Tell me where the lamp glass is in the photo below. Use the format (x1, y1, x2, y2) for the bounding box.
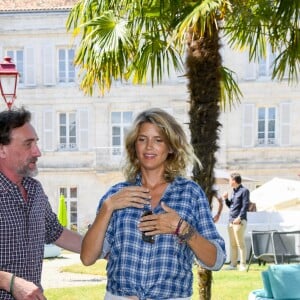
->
(0, 74, 16, 95)
(0, 74, 18, 108)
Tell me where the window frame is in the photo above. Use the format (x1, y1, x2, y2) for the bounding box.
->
(58, 111, 77, 151)
(258, 45, 276, 79)
(256, 106, 277, 146)
(111, 111, 133, 157)
(6, 49, 24, 84)
(58, 48, 75, 84)
(59, 186, 78, 232)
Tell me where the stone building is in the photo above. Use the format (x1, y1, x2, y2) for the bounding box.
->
(1, 0, 299, 232)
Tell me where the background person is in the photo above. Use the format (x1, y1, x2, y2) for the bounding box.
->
(81, 108, 226, 300)
(223, 172, 249, 271)
(0, 107, 82, 300)
(211, 185, 223, 223)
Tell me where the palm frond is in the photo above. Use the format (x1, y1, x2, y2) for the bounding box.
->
(220, 66, 242, 111)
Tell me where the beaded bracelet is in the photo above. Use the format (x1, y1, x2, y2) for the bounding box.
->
(10, 274, 15, 295)
(174, 218, 184, 235)
(178, 224, 196, 243)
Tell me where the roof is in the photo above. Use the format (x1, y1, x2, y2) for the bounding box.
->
(0, 0, 78, 11)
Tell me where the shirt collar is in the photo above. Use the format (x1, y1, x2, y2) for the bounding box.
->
(233, 184, 242, 192)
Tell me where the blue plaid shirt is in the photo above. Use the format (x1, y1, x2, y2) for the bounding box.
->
(0, 172, 64, 299)
(98, 175, 226, 300)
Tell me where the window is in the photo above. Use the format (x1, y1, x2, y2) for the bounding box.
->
(258, 45, 276, 78)
(59, 187, 78, 232)
(58, 48, 75, 83)
(59, 112, 77, 150)
(257, 107, 276, 145)
(6, 50, 24, 84)
(111, 111, 133, 156)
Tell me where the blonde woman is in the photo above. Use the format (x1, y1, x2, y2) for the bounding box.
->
(81, 108, 226, 300)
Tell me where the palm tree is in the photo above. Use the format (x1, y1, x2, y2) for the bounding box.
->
(67, 1, 299, 299)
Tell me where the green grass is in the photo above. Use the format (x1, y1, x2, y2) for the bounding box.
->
(44, 261, 268, 300)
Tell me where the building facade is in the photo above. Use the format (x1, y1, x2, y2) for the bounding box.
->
(1, 1, 299, 232)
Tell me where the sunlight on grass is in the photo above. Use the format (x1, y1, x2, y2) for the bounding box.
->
(45, 261, 269, 300)
(61, 259, 107, 276)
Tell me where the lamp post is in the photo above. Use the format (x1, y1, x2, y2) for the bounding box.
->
(0, 56, 19, 110)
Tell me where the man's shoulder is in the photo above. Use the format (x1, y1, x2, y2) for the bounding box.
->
(240, 185, 250, 192)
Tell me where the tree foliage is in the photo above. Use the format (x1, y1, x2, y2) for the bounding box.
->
(67, 0, 299, 98)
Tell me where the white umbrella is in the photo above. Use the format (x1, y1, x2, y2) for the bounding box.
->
(251, 177, 300, 211)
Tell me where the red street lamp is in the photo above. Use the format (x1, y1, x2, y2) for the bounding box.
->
(0, 56, 19, 110)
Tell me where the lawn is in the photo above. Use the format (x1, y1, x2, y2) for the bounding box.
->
(44, 260, 268, 300)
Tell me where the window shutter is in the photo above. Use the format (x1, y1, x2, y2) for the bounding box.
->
(43, 109, 55, 151)
(24, 47, 36, 86)
(30, 110, 37, 133)
(242, 104, 255, 147)
(43, 45, 55, 85)
(78, 109, 89, 150)
(244, 62, 257, 80)
(280, 102, 290, 146)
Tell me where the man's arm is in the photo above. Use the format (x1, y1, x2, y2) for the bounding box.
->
(54, 228, 82, 253)
(213, 195, 224, 223)
(223, 191, 232, 208)
(0, 271, 12, 294)
(0, 271, 46, 299)
(239, 188, 250, 220)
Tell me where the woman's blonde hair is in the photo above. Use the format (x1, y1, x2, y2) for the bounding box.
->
(123, 108, 200, 182)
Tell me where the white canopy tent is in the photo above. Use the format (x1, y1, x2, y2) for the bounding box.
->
(250, 177, 300, 211)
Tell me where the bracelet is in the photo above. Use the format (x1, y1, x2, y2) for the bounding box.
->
(174, 218, 184, 235)
(178, 224, 196, 243)
(10, 274, 15, 295)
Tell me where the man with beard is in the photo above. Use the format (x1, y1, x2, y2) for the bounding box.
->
(0, 107, 82, 300)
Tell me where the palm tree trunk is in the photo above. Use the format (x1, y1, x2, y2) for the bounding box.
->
(197, 266, 213, 300)
(186, 27, 222, 300)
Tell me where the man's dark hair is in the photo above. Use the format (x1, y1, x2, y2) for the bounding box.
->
(230, 172, 242, 184)
(0, 107, 31, 145)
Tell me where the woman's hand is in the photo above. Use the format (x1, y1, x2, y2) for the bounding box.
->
(138, 202, 181, 236)
(81, 186, 151, 266)
(105, 186, 151, 212)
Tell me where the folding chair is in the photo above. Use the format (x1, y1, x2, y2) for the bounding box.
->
(247, 230, 278, 272)
(272, 230, 300, 264)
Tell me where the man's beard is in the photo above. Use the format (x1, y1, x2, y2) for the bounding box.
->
(17, 161, 39, 177)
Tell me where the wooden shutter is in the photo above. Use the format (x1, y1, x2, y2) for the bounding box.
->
(43, 109, 55, 151)
(242, 104, 255, 147)
(245, 62, 257, 80)
(24, 47, 36, 86)
(43, 45, 55, 86)
(280, 102, 291, 146)
(78, 108, 89, 150)
(30, 110, 37, 133)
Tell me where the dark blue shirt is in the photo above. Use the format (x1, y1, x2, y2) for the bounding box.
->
(225, 184, 249, 222)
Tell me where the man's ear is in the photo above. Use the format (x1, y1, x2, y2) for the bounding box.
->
(0, 144, 7, 158)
